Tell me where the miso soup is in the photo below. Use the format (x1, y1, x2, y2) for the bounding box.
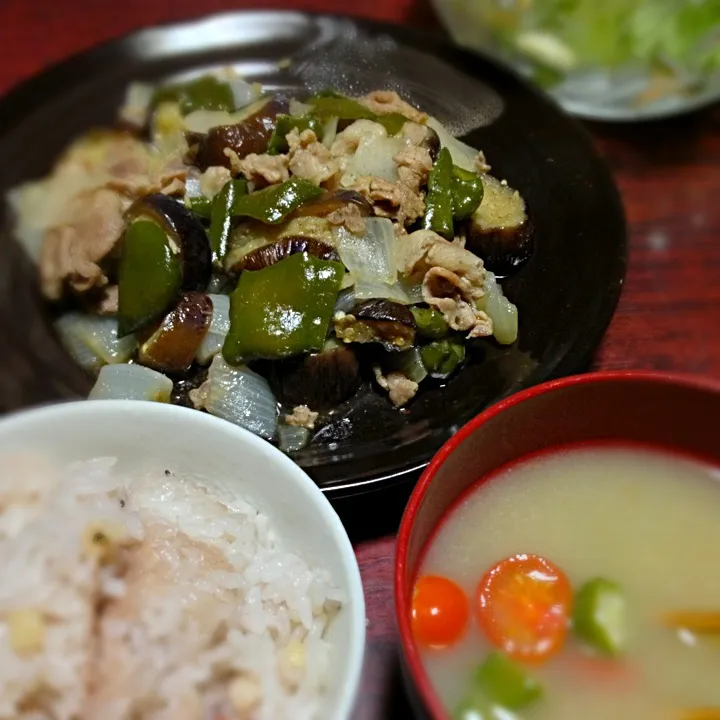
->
(413, 443, 720, 719)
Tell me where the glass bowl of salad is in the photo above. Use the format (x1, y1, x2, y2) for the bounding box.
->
(432, 0, 720, 121)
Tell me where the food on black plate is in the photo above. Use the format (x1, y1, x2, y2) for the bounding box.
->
(9, 72, 531, 453)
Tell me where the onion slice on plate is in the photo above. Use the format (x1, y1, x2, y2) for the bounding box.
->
(334, 217, 397, 285)
(197, 356, 278, 439)
(196, 294, 231, 365)
(55, 313, 137, 372)
(277, 423, 311, 452)
(88, 364, 173, 402)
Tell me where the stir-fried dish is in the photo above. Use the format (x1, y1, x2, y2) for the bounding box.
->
(10, 72, 531, 451)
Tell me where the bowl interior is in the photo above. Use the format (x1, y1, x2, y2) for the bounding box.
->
(395, 372, 720, 718)
(0, 399, 366, 720)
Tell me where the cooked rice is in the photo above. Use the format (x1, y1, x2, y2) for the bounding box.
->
(0, 455, 343, 720)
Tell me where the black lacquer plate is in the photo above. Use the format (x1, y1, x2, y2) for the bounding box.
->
(0, 11, 626, 498)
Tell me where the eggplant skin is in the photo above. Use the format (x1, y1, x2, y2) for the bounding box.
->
(232, 237, 340, 272)
(336, 300, 418, 352)
(273, 346, 361, 410)
(422, 126, 441, 162)
(292, 190, 373, 219)
(138, 291, 213, 374)
(465, 219, 534, 276)
(194, 96, 289, 171)
(126, 194, 212, 291)
(355, 299, 416, 327)
(466, 173, 534, 275)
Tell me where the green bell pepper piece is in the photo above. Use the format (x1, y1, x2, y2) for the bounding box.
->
(307, 96, 408, 135)
(410, 306, 450, 340)
(451, 165, 485, 221)
(222, 252, 344, 363)
(573, 578, 627, 656)
(153, 75, 235, 115)
(474, 652, 543, 710)
(187, 195, 212, 218)
(209, 179, 248, 266)
(267, 114, 324, 155)
(231, 178, 324, 224)
(424, 147, 454, 238)
(117, 219, 182, 337)
(420, 338, 465, 379)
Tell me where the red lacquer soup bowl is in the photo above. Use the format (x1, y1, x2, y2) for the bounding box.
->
(394, 371, 720, 719)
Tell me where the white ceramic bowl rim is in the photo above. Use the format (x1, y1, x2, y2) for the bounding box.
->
(0, 399, 366, 720)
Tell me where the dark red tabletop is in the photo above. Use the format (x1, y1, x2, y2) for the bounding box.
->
(1, 2, 719, 717)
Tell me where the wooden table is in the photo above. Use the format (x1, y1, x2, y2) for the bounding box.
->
(1, 1, 719, 717)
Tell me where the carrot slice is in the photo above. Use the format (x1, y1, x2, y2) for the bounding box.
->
(476, 554, 572, 664)
(412, 574, 469, 649)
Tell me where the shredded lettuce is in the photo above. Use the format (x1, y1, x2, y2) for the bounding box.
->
(446, 0, 720, 83)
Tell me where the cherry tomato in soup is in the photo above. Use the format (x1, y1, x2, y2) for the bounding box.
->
(476, 554, 572, 663)
(412, 575, 469, 649)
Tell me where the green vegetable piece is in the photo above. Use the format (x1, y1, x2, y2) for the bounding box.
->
(187, 195, 212, 218)
(117, 219, 182, 337)
(267, 114, 325, 155)
(222, 252, 344, 363)
(453, 695, 494, 720)
(410, 306, 450, 340)
(307, 95, 407, 135)
(451, 166, 485, 221)
(573, 577, 627, 656)
(153, 75, 234, 115)
(419, 338, 465, 379)
(231, 177, 324, 224)
(474, 651, 543, 710)
(424, 147, 454, 238)
(209, 179, 248, 265)
(375, 112, 411, 135)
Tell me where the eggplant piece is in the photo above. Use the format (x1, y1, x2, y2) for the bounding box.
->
(137, 292, 213, 373)
(233, 236, 340, 272)
(125, 194, 212, 292)
(224, 216, 335, 274)
(334, 299, 417, 352)
(194, 96, 289, 171)
(292, 189, 373, 219)
(466, 174, 533, 276)
(273, 344, 361, 410)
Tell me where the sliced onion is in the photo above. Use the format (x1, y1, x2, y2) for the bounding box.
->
(277, 424, 311, 453)
(388, 348, 428, 384)
(200, 356, 278, 439)
(341, 135, 409, 185)
(321, 116, 339, 149)
(427, 116, 479, 173)
(334, 287, 357, 314)
(88, 364, 173, 402)
(482, 272, 519, 345)
(353, 281, 412, 304)
(184, 169, 203, 199)
(55, 313, 137, 372)
(228, 78, 262, 110)
(119, 82, 154, 129)
(196, 294, 231, 365)
(399, 280, 424, 304)
(335, 279, 419, 312)
(289, 99, 312, 117)
(334, 217, 397, 284)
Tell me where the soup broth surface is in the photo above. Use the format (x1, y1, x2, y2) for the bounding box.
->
(419, 444, 720, 719)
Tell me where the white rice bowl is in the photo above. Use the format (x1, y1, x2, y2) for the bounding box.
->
(0, 402, 365, 720)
